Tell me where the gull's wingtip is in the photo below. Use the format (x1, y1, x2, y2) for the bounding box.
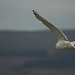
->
(32, 10, 35, 13)
(32, 10, 37, 15)
(32, 10, 34, 12)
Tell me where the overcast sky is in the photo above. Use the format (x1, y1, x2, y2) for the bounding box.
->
(0, 0, 75, 31)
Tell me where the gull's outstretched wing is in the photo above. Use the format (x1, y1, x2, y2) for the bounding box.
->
(33, 10, 68, 41)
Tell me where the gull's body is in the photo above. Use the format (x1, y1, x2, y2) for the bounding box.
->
(33, 10, 75, 50)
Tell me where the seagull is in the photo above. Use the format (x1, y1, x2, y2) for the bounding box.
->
(33, 10, 75, 50)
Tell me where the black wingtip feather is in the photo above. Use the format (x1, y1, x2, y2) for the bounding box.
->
(32, 10, 37, 15)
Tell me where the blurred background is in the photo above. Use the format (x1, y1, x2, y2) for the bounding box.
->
(0, 0, 75, 75)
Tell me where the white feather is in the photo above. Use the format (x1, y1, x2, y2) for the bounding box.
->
(33, 10, 75, 50)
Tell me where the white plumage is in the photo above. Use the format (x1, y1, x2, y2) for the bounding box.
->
(33, 10, 75, 50)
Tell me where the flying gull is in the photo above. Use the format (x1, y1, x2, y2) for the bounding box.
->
(33, 10, 75, 50)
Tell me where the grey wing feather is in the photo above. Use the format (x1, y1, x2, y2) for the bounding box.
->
(33, 10, 68, 41)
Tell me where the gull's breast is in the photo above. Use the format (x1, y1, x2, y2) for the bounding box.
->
(56, 41, 70, 50)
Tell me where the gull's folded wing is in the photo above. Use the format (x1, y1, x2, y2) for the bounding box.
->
(33, 10, 68, 41)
